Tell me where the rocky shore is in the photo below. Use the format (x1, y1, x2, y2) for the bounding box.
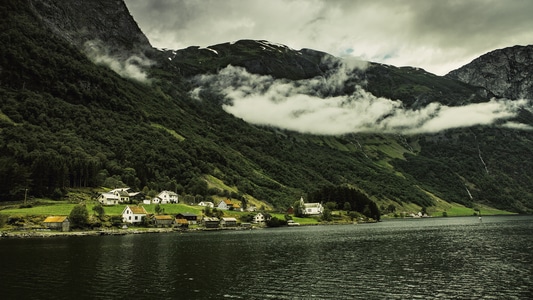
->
(0, 227, 182, 239)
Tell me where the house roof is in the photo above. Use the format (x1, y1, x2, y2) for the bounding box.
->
(116, 190, 129, 197)
(110, 188, 130, 193)
(126, 206, 148, 214)
(154, 215, 174, 220)
(159, 190, 178, 196)
(223, 199, 233, 205)
(43, 216, 68, 223)
(176, 218, 189, 224)
(222, 217, 237, 221)
(177, 212, 197, 217)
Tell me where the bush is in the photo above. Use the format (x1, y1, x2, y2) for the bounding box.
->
(0, 214, 8, 227)
(266, 217, 287, 227)
(69, 204, 89, 229)
(109, 215, 124, 227)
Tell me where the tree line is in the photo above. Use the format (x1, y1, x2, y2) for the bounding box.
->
(307, 185, 381, 221)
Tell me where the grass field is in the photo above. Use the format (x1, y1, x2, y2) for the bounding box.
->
(0, 201, 203, 217)
(0, 196, 514, 224)
(442, 204, 514, 217)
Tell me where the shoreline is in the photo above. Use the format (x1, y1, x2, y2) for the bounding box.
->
(0, 225, 267, 239)
(1, 228, 173, 239)
(0, 221, 359, 239)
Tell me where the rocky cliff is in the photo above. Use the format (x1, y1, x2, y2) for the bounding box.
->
(447, 45, 533, 100)
(29, 0, 153, 59)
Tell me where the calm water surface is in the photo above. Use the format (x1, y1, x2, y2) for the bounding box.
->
(1, 215, 532, 299)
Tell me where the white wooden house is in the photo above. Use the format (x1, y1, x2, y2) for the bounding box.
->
(110, 188, 130, 203)
(217, 199, 233, 210)
(253, 212, 266, 223)
(122, 205, 148, 224)
(98, 188, 131, 205)
(98, 192, 120, 205)
(300, 197, 323, 215)
(198, 201, 214, 208)
(152, 190, 179, 204)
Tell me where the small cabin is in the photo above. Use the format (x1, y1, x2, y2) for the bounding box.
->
(203, 217, 220, 228)
(176, 212, 198, 224)
(152, 215, 175, 227)
(221, 217, 238, 227)
(43, 216, 70, 232)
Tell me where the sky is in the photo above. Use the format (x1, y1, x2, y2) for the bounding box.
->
(124, 0, 533, 76)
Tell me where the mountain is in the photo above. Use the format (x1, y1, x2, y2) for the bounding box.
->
(1, 0, 533, 214)
(447, 45, 533, 100)
(29, 0, 153, 57)
(166, 40, 491, 108)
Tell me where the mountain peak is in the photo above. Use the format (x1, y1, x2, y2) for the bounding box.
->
(447, 45, 533, 100)
(30, 0, 153, 58)
(164, 38, 341, 80)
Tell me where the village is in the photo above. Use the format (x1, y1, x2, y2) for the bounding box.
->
(40, 188, 325, 233)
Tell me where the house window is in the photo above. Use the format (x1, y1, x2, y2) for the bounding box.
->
(135, 216, 138, 220)
(128, 216, 131, 220)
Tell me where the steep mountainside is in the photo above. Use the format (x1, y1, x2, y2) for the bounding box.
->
(29, 0, 153, 57)
(1, 0, 533, 214)
(447, 45, 533, 100)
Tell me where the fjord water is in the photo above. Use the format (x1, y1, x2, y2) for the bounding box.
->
(1, 216, 532, 299)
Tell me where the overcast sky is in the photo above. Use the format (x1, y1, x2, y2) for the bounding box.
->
(124, 0, 533, 75)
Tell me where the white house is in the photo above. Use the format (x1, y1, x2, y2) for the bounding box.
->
(98, 188, 131, 205)
(300, 197, 324, 215)
(122, 205, 148, 224)
(98, 192, 120, 205)
(152, 190, 179, 204)
(111, 188, 130, 202)
(198, 201, 214, 208)
(217, 199, 233, 210)
(252, 213, 270, 223)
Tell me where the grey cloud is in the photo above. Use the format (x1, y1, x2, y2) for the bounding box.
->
(191, 65, 530, 135)
(84, 40, 154, 82)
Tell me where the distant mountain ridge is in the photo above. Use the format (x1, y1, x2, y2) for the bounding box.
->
(1, 0, 533, 214)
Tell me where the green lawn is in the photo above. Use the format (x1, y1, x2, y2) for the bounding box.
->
(436, 202, 515, 217)
(270, 213, 320, 225)
(0, 202, 204, 216)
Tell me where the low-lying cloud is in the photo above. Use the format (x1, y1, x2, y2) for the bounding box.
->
(84, 40, 154, 83)
(191, 65, 532, 135)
